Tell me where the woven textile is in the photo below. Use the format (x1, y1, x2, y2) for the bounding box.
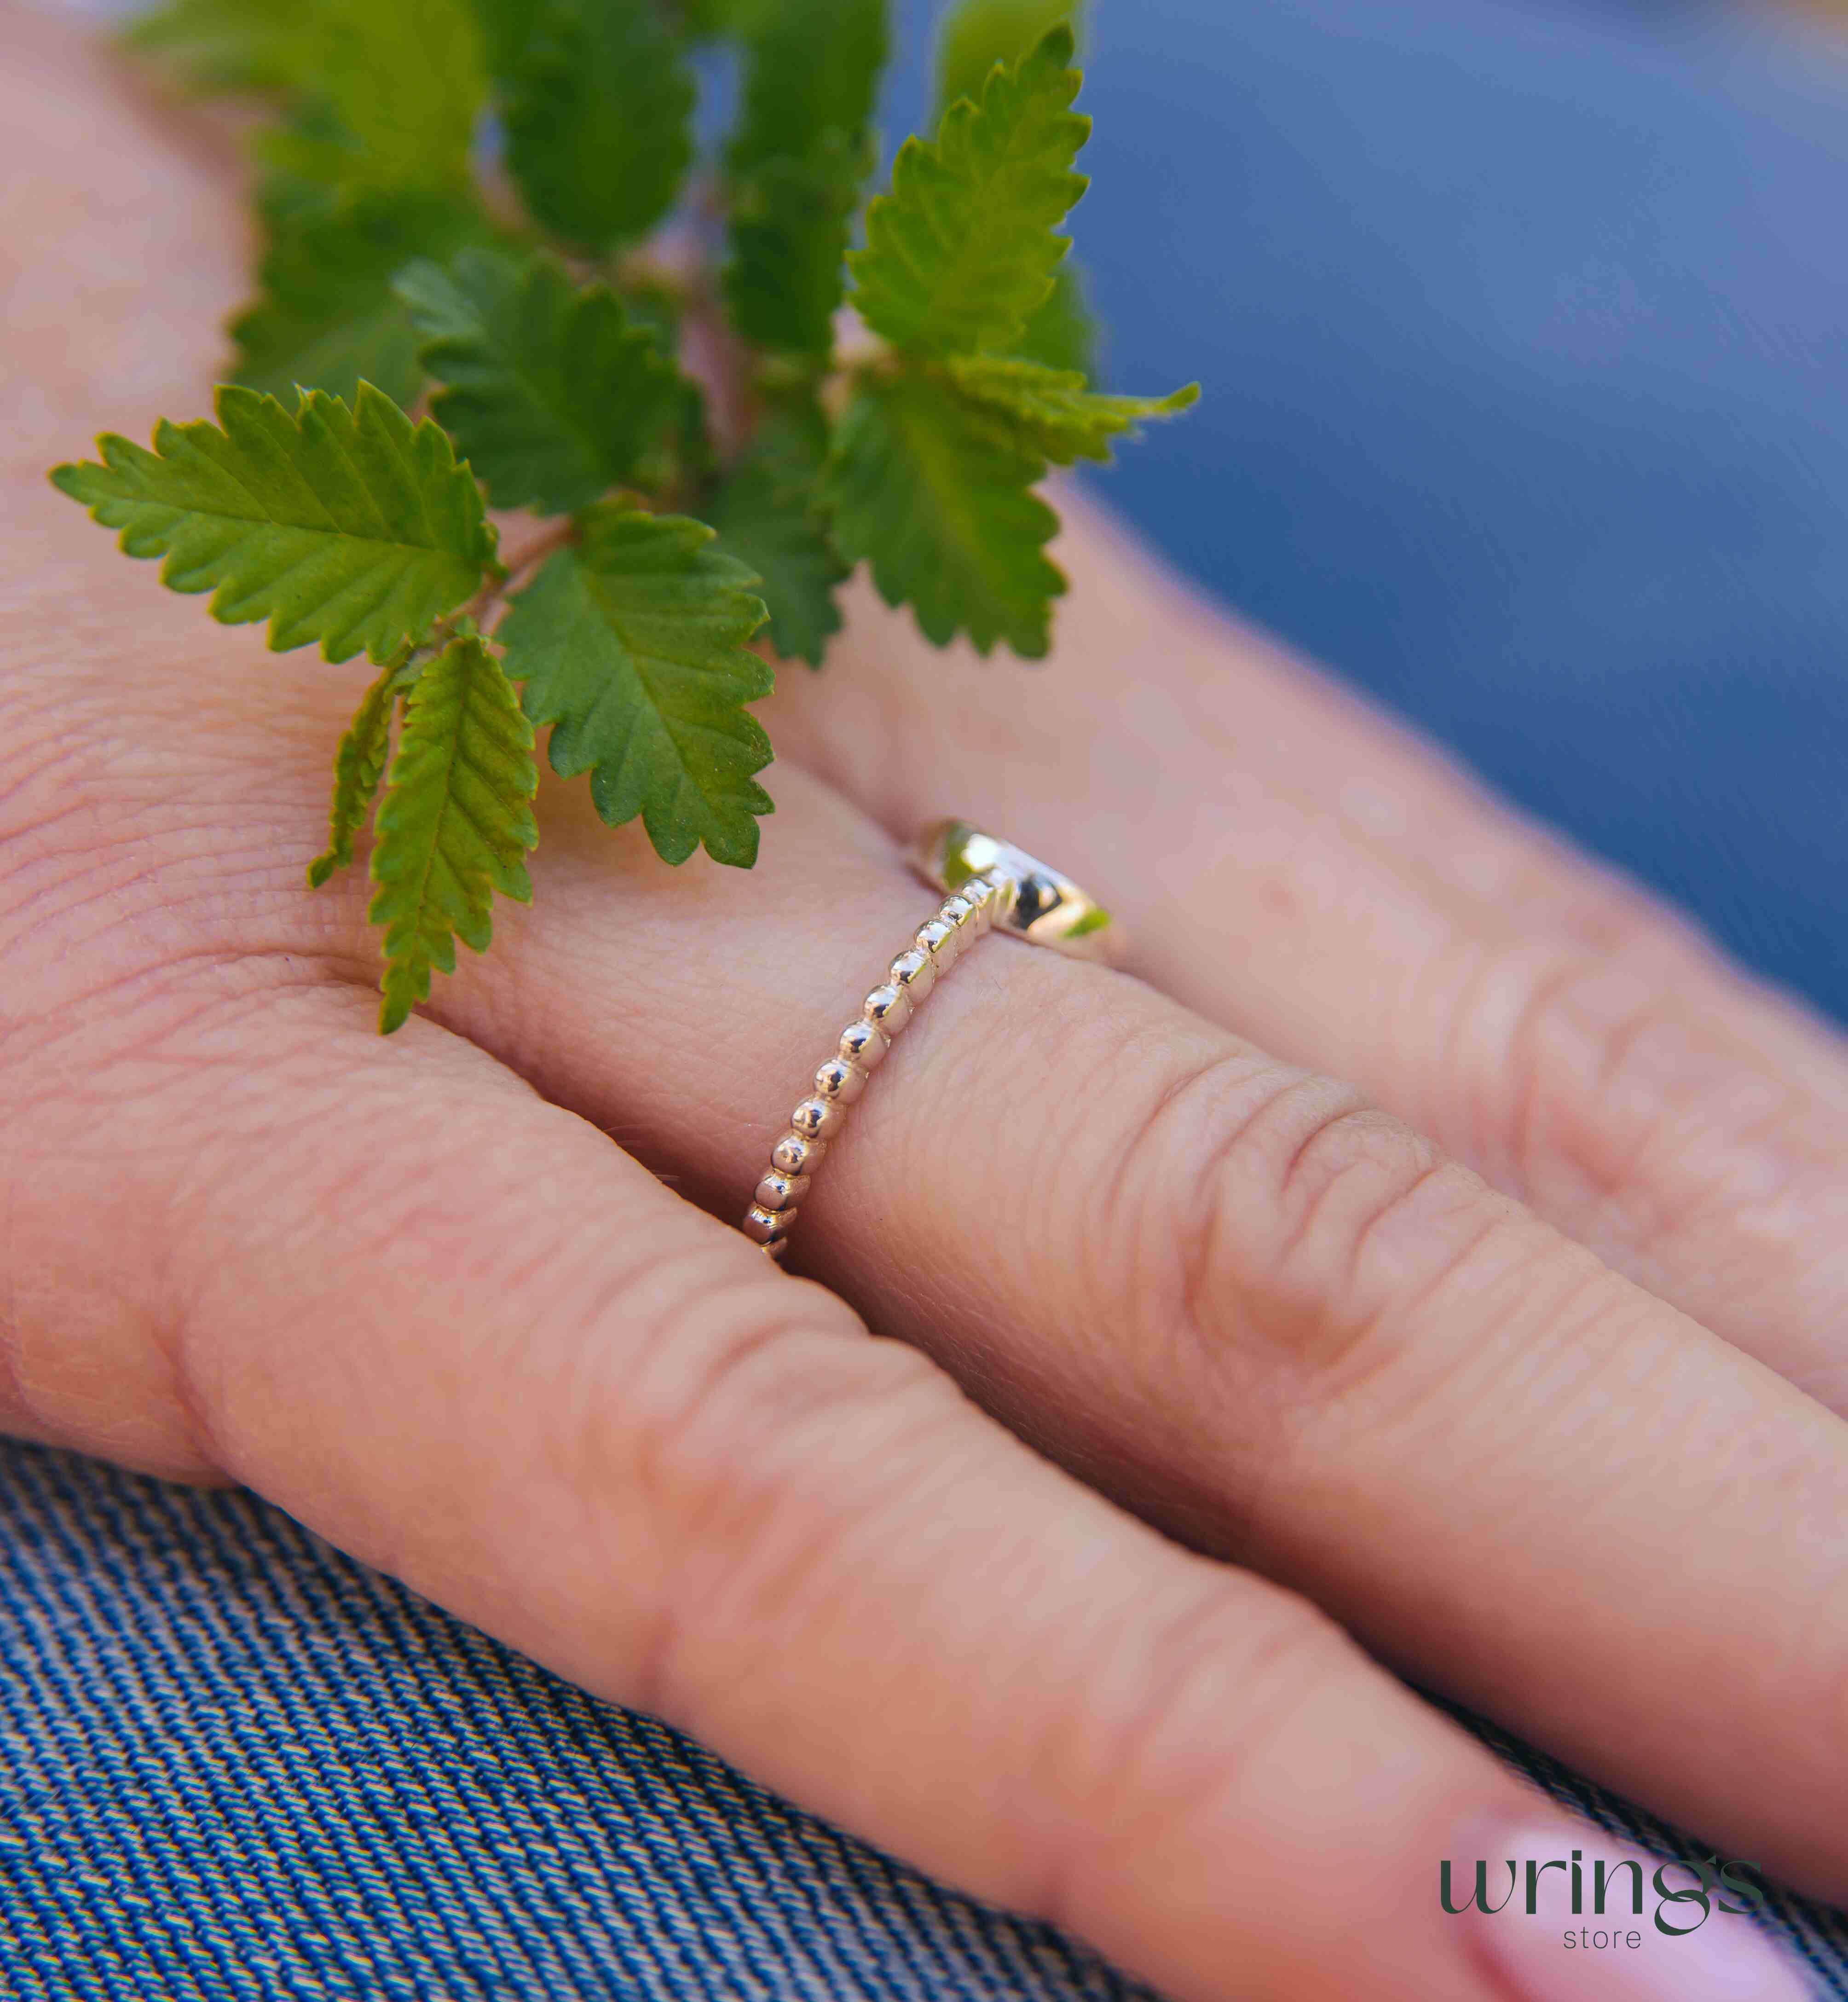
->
(2, 1440, 1845, 2000)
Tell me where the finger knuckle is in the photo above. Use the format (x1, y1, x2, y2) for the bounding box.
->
(1117, 1052, 1493, 1397)
(1491, 941, 1809, 1258)
(567, 1245, 964, 1713)
(1034, 1580, 1355, 1930)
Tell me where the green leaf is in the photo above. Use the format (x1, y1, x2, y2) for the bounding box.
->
(231, 191, 488, 408)
(728, 0, 887, 179)
(121, 0, 319, 93)
(395, 249, 681, 516)
(369, 633, 537, 1034)
(935, 0, 1079, 114)
(708, 399, 847, 666)
(1012, 261, 1097, 379)
(470, 0, 540, 75)
(720, 0, 886, 352)
(497, 507, 774, 866)
(312, 0, 489, 195)
(848, 24, 1088, 358)
(827, 373, 1063, 658)
(51, 384, 496, 666)
(933, 8, 1101, 379)
(724, 139, 869, 355)
(678, 0, 767, 36)
(503, 0, 695, 250)
(308, 650, 418, 886)
(942, 354, 1198, 465)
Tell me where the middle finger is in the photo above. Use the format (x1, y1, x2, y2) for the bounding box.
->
(306, 752, 1848, 1906)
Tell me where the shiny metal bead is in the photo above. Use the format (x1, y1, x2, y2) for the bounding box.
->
(790, 1095, 847, 1140)
(940, 894, 975, 934)
(890, 947, 936, 1001)
(813, 1057, 867, 1104)
(756, 1170, 810, 1212)
(772, 1130, 826, 1176)
(957, 877, 995, 932)
(916, 917, 958, 968)
(762, 1237, 789, 1264)
(839, 1018, 888, 1071)
(743, 1205, 794, 1246)
(863, 984, 912, 1035)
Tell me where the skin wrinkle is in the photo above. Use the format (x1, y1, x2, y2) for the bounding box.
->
(1325, 1152, 1469, 1322)
(630, 1336, 974, 1726)
(1100, 1047, 1307, 1378)
(0, 950, 349, 1084)
(1496, 944, 1848, 1340)
(1025, 1585, 1347, 1936)
(1299, 1252, 1630, 1507)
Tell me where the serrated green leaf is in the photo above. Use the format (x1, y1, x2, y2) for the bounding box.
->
(497, 507, 774, 866)
(231, 191, 489, 407)
(1013, 261, 1097, 379)
(51, 384, 496, 666)
(395, 249, 681, 516)
(709, 399, 847, 666)
(308, 650, 419, 886)
(849, 25, 1088, 358)
(935, 0, 1079, 114)
(121, 0, 319, 93)
(933, 7, 1101, 379)
(504, 0, 695, 250)
(369, 633, 537, 1033)
(942, 354, 1198, 464)
(827, 374, 1063, 658)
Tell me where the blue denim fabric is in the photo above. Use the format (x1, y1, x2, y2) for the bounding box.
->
(10, 0, 1848, 1996)
(3, 1441, 1848, 1999)
(0, 1446, 1159, 2002)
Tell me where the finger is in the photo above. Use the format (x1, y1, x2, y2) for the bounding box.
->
(762, 498, 1848, 1410)
(0, 976, 1677, 2002)
(282, 766, 1848, 1906)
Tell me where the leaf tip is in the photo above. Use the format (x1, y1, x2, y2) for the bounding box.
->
(1031, 20, 1079, 72)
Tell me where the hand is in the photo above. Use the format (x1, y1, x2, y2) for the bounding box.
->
(2, 17, 1835, 2002)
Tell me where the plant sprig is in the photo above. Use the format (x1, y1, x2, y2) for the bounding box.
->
(58, 0, 1197, 1031)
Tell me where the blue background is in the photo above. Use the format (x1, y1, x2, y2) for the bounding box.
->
(894, 0, 1848, 1019)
